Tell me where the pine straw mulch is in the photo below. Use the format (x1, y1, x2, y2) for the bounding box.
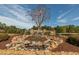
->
(52, 42, 79, 52)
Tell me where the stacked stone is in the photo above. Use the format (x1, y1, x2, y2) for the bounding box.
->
(6, 35, 63, 51)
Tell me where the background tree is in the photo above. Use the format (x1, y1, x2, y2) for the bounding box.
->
(30, 5, 50, 33)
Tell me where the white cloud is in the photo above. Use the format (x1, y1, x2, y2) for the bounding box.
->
(0, 4, 34, 29)
(57, 9, 73, 24)
(2, 5, 32, 23)
(73, 17, 79, 21)
(0, 16, 34, 29)
(57, 9, 72, 20)
(57, 19, 67, 23)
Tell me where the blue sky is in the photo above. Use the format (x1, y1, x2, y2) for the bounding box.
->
(0, 4, 79, 29)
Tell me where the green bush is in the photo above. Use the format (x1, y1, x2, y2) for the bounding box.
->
(0, 33, 9, 42)
(44, 32, 50, 35)
(25, 31, 30, 35)
(66, 37, 79, 46)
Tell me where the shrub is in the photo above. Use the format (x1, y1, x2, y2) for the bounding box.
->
(66, 37, 79, 46)
(25, 31, 30, 35)
(0, 33, 9, 42)
(44, 32, 50, 35)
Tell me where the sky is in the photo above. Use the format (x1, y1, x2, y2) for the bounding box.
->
(0, 4, 79, 29)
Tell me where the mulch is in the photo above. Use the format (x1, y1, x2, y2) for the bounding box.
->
(52, 42, 79, 52)
(0, 36, 14, 49)
(25, 36, 47, 42)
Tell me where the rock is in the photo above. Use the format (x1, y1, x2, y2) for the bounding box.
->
(36, 41, 42, 46)
(24, 40, 30, 44)
(6, 35, 64, 51)
(32, 41, 36, 45)
(5, 43, 11, 48)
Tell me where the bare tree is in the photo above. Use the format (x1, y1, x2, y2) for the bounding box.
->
(30, 5, 50, 34)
